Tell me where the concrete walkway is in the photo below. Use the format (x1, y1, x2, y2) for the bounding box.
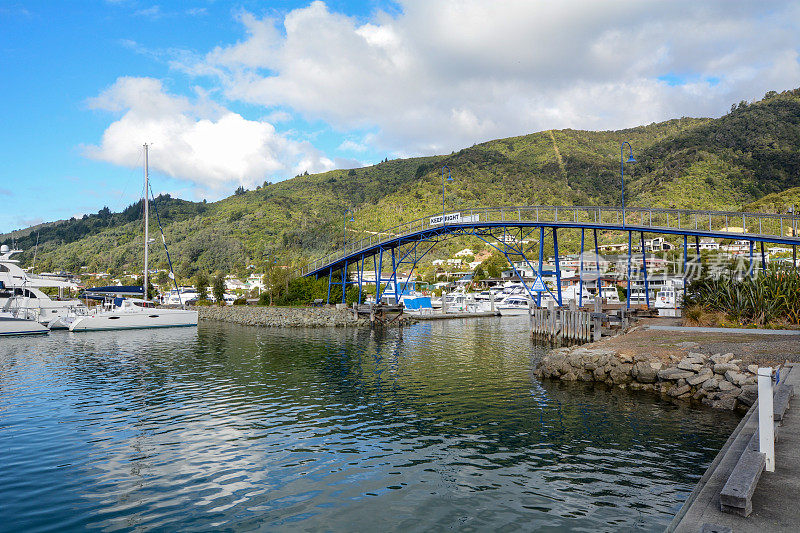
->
(646, 325, 800, 336)
(669, 363, 799, 532)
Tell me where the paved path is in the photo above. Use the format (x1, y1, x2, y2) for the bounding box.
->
(669, 363, 799, 532)
(646, 325, 800, 336)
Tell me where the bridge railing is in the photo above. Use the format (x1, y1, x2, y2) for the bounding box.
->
(299, 206, 799, 276)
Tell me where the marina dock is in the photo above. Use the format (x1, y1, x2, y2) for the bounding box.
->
(670, 363, 799, 532)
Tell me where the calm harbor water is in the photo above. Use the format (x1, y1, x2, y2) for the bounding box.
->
(0, 317, 738, 532)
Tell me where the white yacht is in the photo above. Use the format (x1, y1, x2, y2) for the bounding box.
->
(67, 298, 196, 331)
(0, 312, 49, 336)
(496, 295, 533, 316)
(67, 144, 197, 332)
(0, 245, 88, 328)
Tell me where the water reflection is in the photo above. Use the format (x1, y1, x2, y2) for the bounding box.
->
(0, 318, 737, 532)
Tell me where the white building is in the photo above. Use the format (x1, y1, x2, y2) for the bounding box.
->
(698, 239, 720, 251)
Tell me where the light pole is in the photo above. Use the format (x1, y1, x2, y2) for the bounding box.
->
(620, 142, 636, 227)
(441, 165, 452, 225)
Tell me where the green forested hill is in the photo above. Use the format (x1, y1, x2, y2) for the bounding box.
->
(3, 88, 799, 279)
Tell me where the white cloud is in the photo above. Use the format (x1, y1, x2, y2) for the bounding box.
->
(84, 77, 335, 195)
(187, 0, 800, 156)
(338, 139, 367, 152)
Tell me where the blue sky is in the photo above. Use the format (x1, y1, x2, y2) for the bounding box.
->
(1, 0, 799, 234)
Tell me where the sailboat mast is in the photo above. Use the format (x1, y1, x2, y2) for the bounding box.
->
(143, 143, 149, 300)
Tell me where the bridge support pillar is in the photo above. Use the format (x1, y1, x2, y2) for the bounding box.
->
(695, 235, 701, 276)
(391, 248, 399, 304)
(537, 226, 544, 307)
(579, 228, 584, 308)
(358, 255, 364, 304)
(640, 232, 650, 309)
(376, 248, 383, 304)
(761, 242, 767, 272)
(553, 228, 562, 306)
(749, 240, 754, 277)
(626, 231, 632, 309)
(326, 267, 332, 305)
(342, 260, 347, 304)
(594, 228, 602, 301)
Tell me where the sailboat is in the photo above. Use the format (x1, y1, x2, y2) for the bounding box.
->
(67, 144, 198, 332)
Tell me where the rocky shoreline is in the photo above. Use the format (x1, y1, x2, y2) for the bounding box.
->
(535, 347, 760, 411)
(194, 305, 373, 327)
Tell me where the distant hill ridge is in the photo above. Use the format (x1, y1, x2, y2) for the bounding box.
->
(3, 88, 799, 279)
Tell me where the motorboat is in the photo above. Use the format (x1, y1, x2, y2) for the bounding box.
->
(67, 144, 197, 332)
(496, 295, 533, 316)
(0, 245, 88, 327)
(0, 312, 49, 336)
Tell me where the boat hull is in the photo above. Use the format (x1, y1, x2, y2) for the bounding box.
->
(496, 307, 530, 316)
(68, 309, 198, 332)
(0, 318, 49, 336)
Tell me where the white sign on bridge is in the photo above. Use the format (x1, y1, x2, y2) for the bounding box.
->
(429, 212, 479, 226)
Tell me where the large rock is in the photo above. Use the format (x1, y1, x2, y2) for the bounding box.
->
(738, 385, 758, 407)
(657, 368, 695, 381)
(567, 352, 586, 369)
(685, 352, 708, 363)
(712, 396, 738, 410)
(677, 359, 703, 372)
(718, 380, 735, 391)
(725, 370, 749, 386)
(632, 361, 659, 383)
(702, 377, 720, 390)
(668, 384, 691, 397)
(687, 368, 714, 386)
(609, 363, 634, 385)
(710, 352, 735, 364)
(714, 363, 740, 374)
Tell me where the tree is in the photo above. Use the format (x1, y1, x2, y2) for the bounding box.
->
(234, 185, 246, 196)
(481, 252, 509, 278)
(195, 272, 209, 301)
(212, 272, 225, 304)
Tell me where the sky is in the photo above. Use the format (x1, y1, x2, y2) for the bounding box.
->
(1, 0, 799, 234)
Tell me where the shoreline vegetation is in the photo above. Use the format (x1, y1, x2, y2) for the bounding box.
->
(683, 269, 800, 330)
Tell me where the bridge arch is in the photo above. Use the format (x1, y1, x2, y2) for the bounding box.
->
(300, 205, 800, 307)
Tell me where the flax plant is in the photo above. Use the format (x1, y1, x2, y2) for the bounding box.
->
(684, 268, 800, 327)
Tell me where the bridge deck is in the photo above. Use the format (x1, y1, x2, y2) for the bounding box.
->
(301, 205, 800, 278)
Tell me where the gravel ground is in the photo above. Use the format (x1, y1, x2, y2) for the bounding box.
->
(589, 318, 800, 367)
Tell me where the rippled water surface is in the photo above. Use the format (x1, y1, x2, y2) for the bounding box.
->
(0, 318, 738, 532)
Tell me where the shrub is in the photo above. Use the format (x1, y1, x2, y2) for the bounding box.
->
(684, 269, 800, 327)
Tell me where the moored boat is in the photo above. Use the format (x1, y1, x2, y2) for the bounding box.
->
(0, 313, 49, 336)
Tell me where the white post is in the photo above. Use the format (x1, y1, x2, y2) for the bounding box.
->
(758, 367, 775, 472)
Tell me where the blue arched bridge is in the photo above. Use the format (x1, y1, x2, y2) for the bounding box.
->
(299, 205, 800, 307)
